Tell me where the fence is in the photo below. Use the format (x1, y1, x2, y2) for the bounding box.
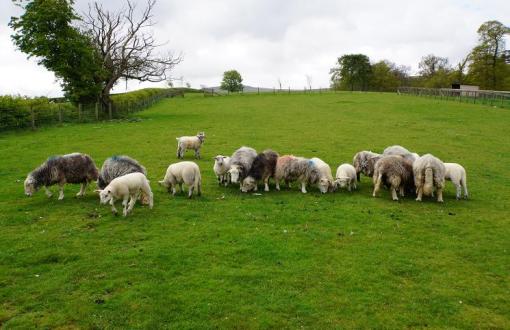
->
(397, 87, 510, 108)
(0, 89, 185, 131)
(202, 87, 334, 96)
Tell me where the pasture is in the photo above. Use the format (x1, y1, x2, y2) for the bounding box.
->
(0, 92, 509, 328)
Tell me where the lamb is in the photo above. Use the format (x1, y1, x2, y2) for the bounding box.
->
(382, 145, 419, 162)
(176, 132, 205, 159)
(334, 164, 357, 192)
(213, 155, 231, 186)
(228, 146, 257, 185)
(353, 151, 380, 181)
(310, 157, 334, 193)
(24, 153, 98, 200)
(159, 161, 202, 198)
(274, 155, 320, 194)
(241, 150, 279, 192)
(372, 155, 414, 201)
(444, 162, 468, 200)
(413, 154, 446, 202)
(96, 172, 153, 217)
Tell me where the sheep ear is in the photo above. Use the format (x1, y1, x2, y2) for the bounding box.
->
(94, 189, 102, 193)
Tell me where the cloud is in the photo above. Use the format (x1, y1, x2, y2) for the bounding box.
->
(1, 0, 508, 96)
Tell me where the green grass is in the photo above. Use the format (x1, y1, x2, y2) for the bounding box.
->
(0, 92, 509, 328)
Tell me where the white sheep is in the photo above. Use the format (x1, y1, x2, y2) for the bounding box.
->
(176, 132, 205, 159)
(334, 164, 357, 192)
(310, 157, 334, 193)
(159, 161, 202, 198)
(444, 163, 468, 200)
(96, 172, 153, 217)
(213, 155, 231, 186)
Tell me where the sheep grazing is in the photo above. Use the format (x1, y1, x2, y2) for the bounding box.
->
(335, 164, 357, 192)
(274, 155, 320, 194)
(310, 157, 334, 193)
(360, 155, 382, 178)
(176, 132, 205, 159)
(382, 145, 419, 162)
(241, 150, 279, 192)
(159, 161, 202, 198)
(413, 154, 446, 202)
(229, 146, 257, 185)
(24, 153, 98, 200)
(372, 155, 414, 201)
(353, 151, 380, 181)
(213, 155, 231, 186)
(444, 162, 468, 200)
(96, 172, 153, 217)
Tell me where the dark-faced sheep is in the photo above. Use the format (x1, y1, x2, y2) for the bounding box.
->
(241, 150, 279, 192)
(229, 146, 257, 185)
(413, 154, 446, 202)
(382, 145, 419, 162)
(372, 155, 414, 201)
(353, 151, 380, 181)
(24, 153, 98, 200)
(176, 132, 205, 159)
(274, 155, 320, 194)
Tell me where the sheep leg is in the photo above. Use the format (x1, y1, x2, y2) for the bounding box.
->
(188, 185, 194, 198)
(76, 182, 87, 197)
(122, 196, 129, 217)
(58, 184, 65, 200)
(356, 172, 361, 182)
(391, 188, 399, 201)
(171, 184, 177, 196)
(179, 183, 183, 194)
(372, 175, 382, 197)
(352, 179, 357, 190)
(347, 182, 352, 192)
(463, 181, 468, 199)
(399, 186, 405, 197)
(110, 198, 118, 214)
(455, 183, 462, 200)
(264, 177, 269, 192)
(126, 194, 137, 215)
(287, 180, 292, 188)
(275, 181, 280, 191)
(300, 181, 307, 194)
(44, 186, 53, 198)
(436, 188, 444, 203)
(416, 186, 423, 201)
(195, 148, 200, 159)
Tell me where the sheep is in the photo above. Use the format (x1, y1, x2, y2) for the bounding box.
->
(228, 146, 257, 185)
(310, 157, 334, 193)
(444, 162, 468, 200)
(213, 155, 231, 186)
(413, 154, 446, 202)
(372, 155, 414, 201)
(241, 150, 279, 192)
(334, 164, 357, 192)
(24, 153, 98, 200)
(360, 155, 382, 178)
(382, 145, 419, 162)
(274, 155, 320, 194)
(176, 132, 205, 159)
(96, 172, 153, 217)
(353, 151, 380, 181)
(159, 161, 202, 198)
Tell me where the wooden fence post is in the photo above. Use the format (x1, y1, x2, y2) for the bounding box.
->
(30, 105, 36, 130)
(108, 102, 112, 120)
(78, 103, 82, 122)
(288, 87, 290, 94)
(257, 87, 260, 95)
(95, 102, 99, 120)
(58, 104, 63, 123)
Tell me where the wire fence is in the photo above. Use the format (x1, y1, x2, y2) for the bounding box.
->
(202, 87, 334, 96)
(0, 89, 185, 131)
(397, 87, 510, 109)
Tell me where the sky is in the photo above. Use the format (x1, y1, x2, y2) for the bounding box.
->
(0, 0, 508, 97)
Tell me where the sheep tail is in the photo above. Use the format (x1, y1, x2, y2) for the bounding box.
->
(423, 167, 434, 196)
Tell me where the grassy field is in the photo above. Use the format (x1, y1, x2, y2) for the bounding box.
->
(0, 92, 509, 328)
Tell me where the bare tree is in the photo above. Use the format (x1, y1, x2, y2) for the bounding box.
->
(305, 75, 312, 90)
(277, 77, 282, 91)
(83, 0, 182, 105)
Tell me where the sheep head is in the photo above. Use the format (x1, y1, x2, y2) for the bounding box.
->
(24, 175, 37, 196)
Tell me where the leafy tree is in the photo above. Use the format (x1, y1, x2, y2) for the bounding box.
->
(418, 54, 450, 77)
(220, 70, 243, 93)
(9, 0, 104, 103)
(467, 20, 509, 90)
(369, 60, 409, 91)
(330, 54, 371, 91)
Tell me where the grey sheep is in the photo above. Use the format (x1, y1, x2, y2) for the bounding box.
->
(382, 145, 419, 162)
(372, 155, 414, 201)
(274, 155, 320, 194)
(229, 146, 258, 185)
(24, 153, 98, 200)
(353, 151, 380, 181)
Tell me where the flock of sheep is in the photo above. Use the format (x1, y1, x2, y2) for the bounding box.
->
(23, 132, 468, 217)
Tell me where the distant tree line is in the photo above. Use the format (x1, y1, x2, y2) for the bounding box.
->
(331, 21, 510, 91)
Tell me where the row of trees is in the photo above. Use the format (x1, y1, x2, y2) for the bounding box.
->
(331, 21, 510, 91)
(10, 0, 180, 107)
